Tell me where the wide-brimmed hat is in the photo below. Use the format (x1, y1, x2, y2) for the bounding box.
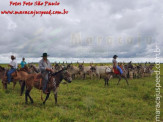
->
(41, 53, 49, 57)
(113, 55, 118, 58)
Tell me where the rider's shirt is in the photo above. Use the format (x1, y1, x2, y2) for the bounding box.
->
(20, 61, 26, 68)
(10, 59, 17, 69)
(112, 58, 117, 68)
(39, 59, 52, 73)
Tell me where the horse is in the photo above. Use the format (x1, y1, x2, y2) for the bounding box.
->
(52, 63, 63, 73)
(0, 65, 31, 90)
(112, 64, 129, 85)
(10, 66, 32, 95)
(0, 66, 8, 89)
(12, 68, 72, 105)
(28, 64, 40, 73)
(0, 66, 18, 89)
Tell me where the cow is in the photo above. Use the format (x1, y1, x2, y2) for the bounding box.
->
(78, 63, 92, 79)
(90, 65, 113, 85)
(67, 64, 80, 79)
(90, 65, 112, 79)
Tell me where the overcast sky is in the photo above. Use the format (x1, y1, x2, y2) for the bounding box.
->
(0, 0, 162, 63)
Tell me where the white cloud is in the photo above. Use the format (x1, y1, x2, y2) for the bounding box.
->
(0, 0, 162, 63)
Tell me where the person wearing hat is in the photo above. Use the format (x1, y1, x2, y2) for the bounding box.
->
(7, 55, 18, 84)
(20, 57, 27, 68)
(112, 55, 123, 75)
(39, 53, 53, 94)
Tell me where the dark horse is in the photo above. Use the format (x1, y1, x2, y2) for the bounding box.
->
(0, 66, 7, 89)
(112, 65, 129, 86)
(12, 68, 72, 105)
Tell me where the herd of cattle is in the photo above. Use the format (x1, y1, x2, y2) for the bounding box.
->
(28, 61, 155, 83)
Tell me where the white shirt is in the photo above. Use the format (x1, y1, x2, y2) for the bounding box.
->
(112, 59, 117, 67)
(10, 59, 17, 69)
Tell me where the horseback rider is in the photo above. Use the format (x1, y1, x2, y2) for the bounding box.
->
(7, 55, 17, 84)
(39, 53, 53, 94)
(112, 55, 123, 75)
(20, 57, 26, 68)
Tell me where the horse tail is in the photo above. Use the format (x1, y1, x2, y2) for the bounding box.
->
(20, 81, 25, 96)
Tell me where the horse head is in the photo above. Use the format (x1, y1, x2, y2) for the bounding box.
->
(19, 65, 31, 73)
(0, 66, 5, 72)
(78, 64, 84, 71)
(90, 66, 96, 73)
(62, 70, 72, 83)
(67, 64, 73, 70)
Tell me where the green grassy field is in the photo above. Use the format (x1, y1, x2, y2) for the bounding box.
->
(0, 64, 162, 122)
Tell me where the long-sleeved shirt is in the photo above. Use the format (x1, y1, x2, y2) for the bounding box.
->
(39, 59, 52, 73)
(10, 59, 17, 69)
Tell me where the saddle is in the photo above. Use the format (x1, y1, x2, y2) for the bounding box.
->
(113, 65, 124, 75)
(33, 73, 42, 82)
(113, 67, 120, 74)
(33, 73, 56, 90)
(31, 73, 43, 90)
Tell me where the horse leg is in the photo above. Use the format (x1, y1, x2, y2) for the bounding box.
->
(90, 73, 92, 80)
(117, 75, 121, 85)
(104, 79, 106, 86)
(72, 74, 75, 79)
(43, 93, 50, 105)
(107, 79, 109, 86)
(20, 81, 25, 96)
(25, 89, 33, 104)
(2, 80, 7, 89)
(123, 76, 129, 85)
(13, 81, 16, 90)
(54, 93, 58, 104)
(5, 83, 7, 89)
(83, 73, 86, 80)
(99, 75, 102, 79)
(25, 89, 28, 104)
(19, 80, 23, 87)
(28, 90, 33, 104)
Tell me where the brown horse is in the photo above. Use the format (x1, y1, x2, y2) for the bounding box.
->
(11, 66, 31, 95)
(12, 66, 31, 89)
(1, 65, 31, 90)
(0, 66, 5, 79)
(0, 66, 8, 89)
(12, 68, 72, 105)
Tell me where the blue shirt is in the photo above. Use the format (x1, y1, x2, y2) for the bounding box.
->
(20, 61, 26, 68)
